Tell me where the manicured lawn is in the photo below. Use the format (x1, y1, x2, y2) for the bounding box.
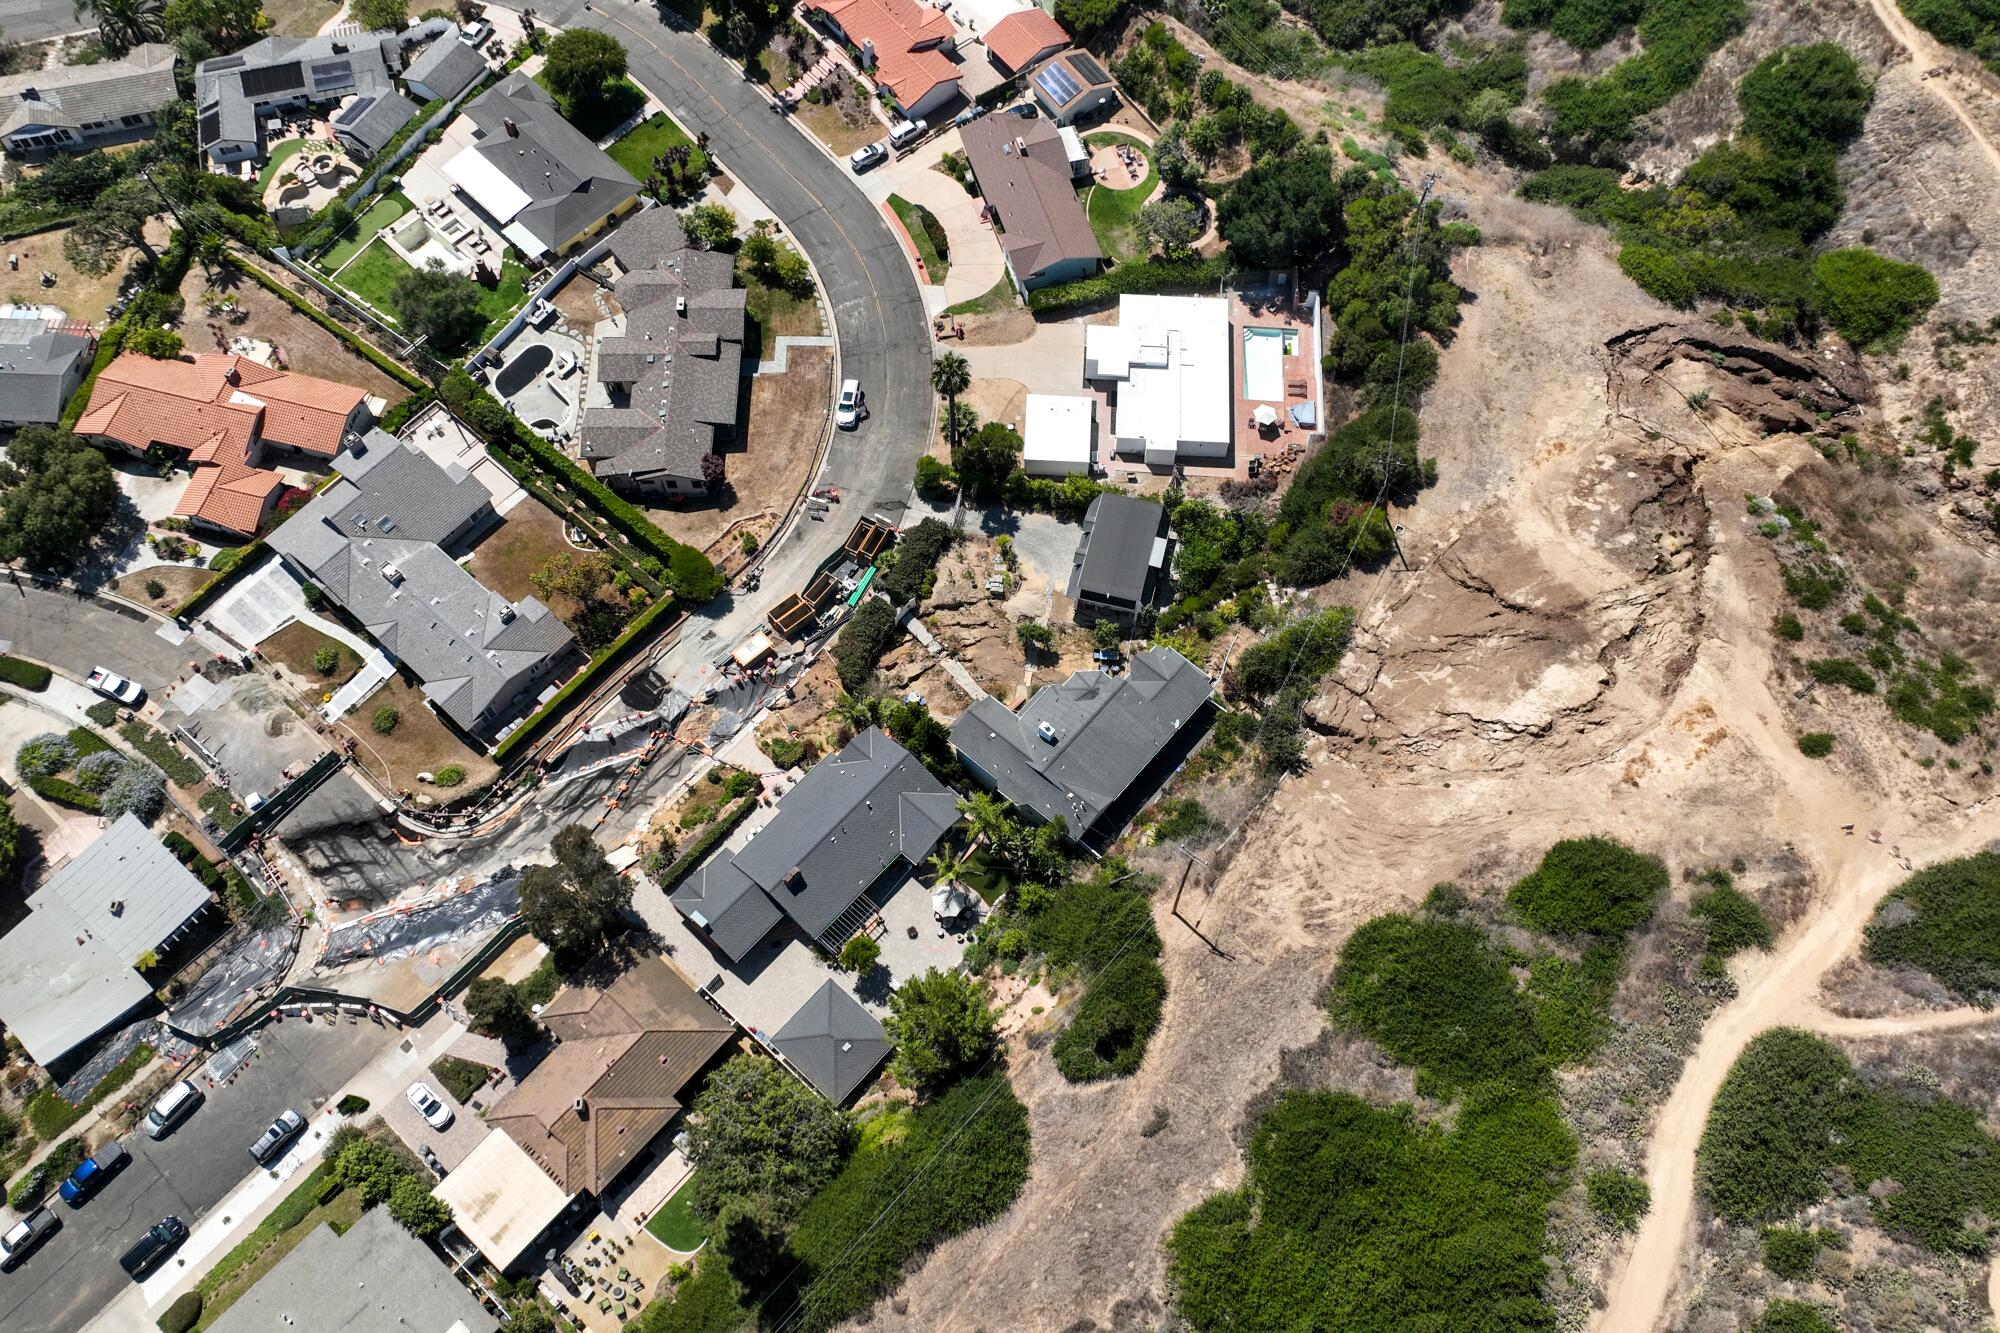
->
(943, 270, 1018, 316)
(607, 110, 709, 179)
(887, 194, 949, 283)
(316, 191, 412, 273)
(473, 259, 531, 341)
(644, 1174, 708, 1252)
(330, 239, 410, 320)
(1084, 132, 1158, 265)
(257, 139, 310, 194)
(738, 256, 822, 358)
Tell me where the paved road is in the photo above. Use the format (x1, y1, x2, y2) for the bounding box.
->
(0, 0, 87, 43)
(0, 584, 192, 697)
(519, 0, 934, 693)
(0, 1021, 390, 1333)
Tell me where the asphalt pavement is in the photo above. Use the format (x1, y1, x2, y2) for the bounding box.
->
(0, 0, 87, 43)
(521, 0, 934, 693)
(0, 583, 194, 698)
(0, 1020, 392, 1333)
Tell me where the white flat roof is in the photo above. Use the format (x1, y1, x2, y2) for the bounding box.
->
(1084, 294, 1231, 458)
(434, 1132, 572, 1269)
(0, 911, 152, 1067)
(1023, 393, 1095, 467)
(442, 142, 532, 225)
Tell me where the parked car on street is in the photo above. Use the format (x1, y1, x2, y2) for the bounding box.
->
(848, 141, 886, 173)
(406, 1082, 453, 1131)
(143, 1080, 202, 1140)
(835, 379, 867, 430)
(118, 1217, 187, 1280)
(248, 1110, 305, 1166)
(86, 666, 143, 704)
(0, 1207, 59, 1270)
(58, 1140, 130, 1206)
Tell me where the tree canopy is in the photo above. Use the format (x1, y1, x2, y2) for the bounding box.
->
(886, 968, 998, 1090)
(951, 422, 1020, 503)
(544, 28, 629, 112)
(683, 1054, 855, 1221)
(517, 825, 633, 966)
(390, 259, 487, 355)
(0, 427, 121, 570)
(1217, 149, 1346, 270)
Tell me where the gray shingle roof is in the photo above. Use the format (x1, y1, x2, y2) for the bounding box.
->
(672, 728, 959, 960)
(458, 74, 639, 255)
(0, 910, 152, 1068)
(960, 113, 1101, 280)
(205, 1207, 496, 1333)
(0, 317, 88, 425)
(267, 430, 573, 732)
(1065, 493, 1167, 606)
(195, 34, 397, 155)
(31, 814, 211, 963)
(332, 89, 418, 155)
(0, 43, 176, 139)
(402, 30, 487, 101)
(774, 980, 890, 1103)
(581, 208, 746, 486)
(950, 647, 1214, 840)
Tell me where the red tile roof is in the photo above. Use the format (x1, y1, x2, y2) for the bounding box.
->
(804, 0, 959, 108)
(985, 8, 1067, 72)
(77, 353, 368, 536)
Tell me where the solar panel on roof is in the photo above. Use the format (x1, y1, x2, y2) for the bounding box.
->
(205, 55, 247, 70)
(310, 59, 354, 91)
(198, 110, 221, 144)
(1068, 52, 1110, 85)
(240, 60, 304, 98)
(335, 96, 374, 123)
(1034, 61, 1082, 106)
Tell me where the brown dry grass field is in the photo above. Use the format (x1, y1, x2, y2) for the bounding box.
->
(1, 219, 168, 325)
(256, 620, 363, 692)
(113, 565, 208, 608)
(178, 266, 407, 401)
(340, 676, 495, 796)
(462, 498, 578, 608)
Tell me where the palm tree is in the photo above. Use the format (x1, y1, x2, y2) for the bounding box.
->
(74, 0, 164, 55)
(930, 351, 970, 443)
(955, 791, 1012, 848)
(193, 232, 229, 281)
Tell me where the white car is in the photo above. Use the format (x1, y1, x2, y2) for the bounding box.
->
(834, 379, 866, 430)
(848, 141, 886, 173)
(406, 1082, 453, 1131)
(86, 666, 143, 705)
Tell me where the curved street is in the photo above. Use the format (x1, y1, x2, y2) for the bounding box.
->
(525, 0, 935, 693)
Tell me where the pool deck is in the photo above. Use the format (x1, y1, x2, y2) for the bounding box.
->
(1180, 283, 1323, 484)
(489, 325, 588, 444)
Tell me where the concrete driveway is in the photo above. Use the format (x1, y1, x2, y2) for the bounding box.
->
(961, 321, 1088, 396)
(518, 0, 934, 707)
(0, 1020, 392, 1333)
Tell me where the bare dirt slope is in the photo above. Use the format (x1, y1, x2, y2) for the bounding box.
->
(857, 6, 2000, 1331)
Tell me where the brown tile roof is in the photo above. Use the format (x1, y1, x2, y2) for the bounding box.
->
(984, 8, 1067, 72)
(959, 115, 1102, 281)
(804, 0, 958, 108)
(173, 451, 285, 536)
(487, 957, 734, 1197)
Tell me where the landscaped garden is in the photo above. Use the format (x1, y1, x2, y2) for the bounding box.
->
(1083, 132, 1158, 265)
(329, 239, 530, 343)
(608, 111, 709, 182)
(644, 1174, 708, 1252)
(316, 192, 412, 273)
(739, 252, 823, 358)
(887, 195, 950, 283)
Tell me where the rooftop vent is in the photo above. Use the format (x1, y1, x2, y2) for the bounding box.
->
(498, 603, 515, 623)
(377, 515, 395, 532)
(381, 563, 403, 585)
(503, 116, 518, 137)
(1037, 720, 1058, 744)
(573, 1097, 587, 1118)
(108, 900, 125, 916)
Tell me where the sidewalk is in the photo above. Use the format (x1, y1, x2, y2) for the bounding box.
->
(83, 1010, 474, 1333)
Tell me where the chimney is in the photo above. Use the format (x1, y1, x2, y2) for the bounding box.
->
(504, 117, 518, 137)
(574, 1097, 588, 1118)
(860, 37, 875, 69)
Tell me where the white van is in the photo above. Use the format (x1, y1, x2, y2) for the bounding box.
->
(143, 1080, 203, 1140)
(887, 118, 927, 148)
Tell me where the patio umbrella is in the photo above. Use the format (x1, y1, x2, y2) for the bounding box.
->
(1253, 404, 1279, 428)
(932, 883, 973, 920)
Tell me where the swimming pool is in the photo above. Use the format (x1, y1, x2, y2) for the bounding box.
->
(1242, 326, 1294, 403)
(495, 343, 553, 398)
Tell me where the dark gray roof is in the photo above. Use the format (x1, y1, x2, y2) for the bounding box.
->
(675, 856, 785, 963)
(0, 43, 176, 139)
(31, 814, 211, 962)
(672, 728, 959, 960)
(196, 34, 398, 154)
(581, 208, 746, 485)
(774, 980, 889, 1104)
(950, 647, 1213, 839)
(403, 30, 487, 100)
(332, 89, 418, 154)
(205, 1207, 496, 1333)
(267, 429, 573, 732)
(0, 317, 88, 424)
(457, 74, 639, 255)
(1065, 494, 1167, 605)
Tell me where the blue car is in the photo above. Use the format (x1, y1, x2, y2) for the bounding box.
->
(58, 1140, 130, 1207)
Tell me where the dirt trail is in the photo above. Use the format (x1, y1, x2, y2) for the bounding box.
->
(1864, 0, 2000, 180)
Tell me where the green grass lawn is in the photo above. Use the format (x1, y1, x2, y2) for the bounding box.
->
(886, 194, 950, 283)
(644, 1175, 708, 1252)
(474, 258, 531, 341)
(330, 239, 409, 320)
(316, 191, 412, 273)
(256, 139, 310, 194)
(942, 270, 1018, 316)
(1084, 131, 1158, 265)
(607, 110, 709, 180)
(738, 257, 822, 358)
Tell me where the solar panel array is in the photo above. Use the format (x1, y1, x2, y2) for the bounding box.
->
(1034, 61, 1082, 106)
(335, 95, 374, 124)
(310, 59, 354, 92)
(240, 60, 304, 98)
(1069, 52, 1111, 86)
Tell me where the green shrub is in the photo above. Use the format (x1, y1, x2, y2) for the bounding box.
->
(1691, 874, 1772, 967)
(1795, 731, 1836, 757)
(1151, 797, 1221, 844)
(1864, 852, 2000, 1004)
(157, 1290, 203, 1333)
(119, 720, 205, 785)
(1760, 1225, 1837, 1279)
(1752, 1301, 1838, 1333)
(1618, 243, 1698, 307)
(762, 735, 808, 769)
(66, 726, 112, 760)
(831, 598, 899, 690)
(1812, 247, 1940, 349)
(1052, 953, 1166, 1081)
(434, 765, 466, 787)
(1026, 257, 1234, 314)
(312, 643, 341, 675)
(373, 706, 400, 734)
(85, 700, 120, 726)
(16, 732, 77, 778)
(1508, 836, 1667, 939)
(1585, 1167, 1651, 1232)
(335, 1094, 370, 1115)
(29, 774, 101, 813)
(1807, 657, 1876, 693)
